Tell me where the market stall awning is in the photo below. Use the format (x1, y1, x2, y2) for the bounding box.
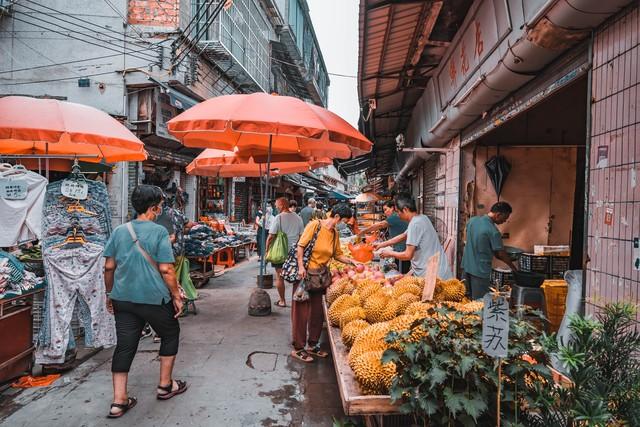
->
(329, 189, 354, 200)
(357, 0, 473, 176)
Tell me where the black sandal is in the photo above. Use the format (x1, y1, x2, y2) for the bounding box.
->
(107, 397, 137, 418)
(157, 379, 188, 400)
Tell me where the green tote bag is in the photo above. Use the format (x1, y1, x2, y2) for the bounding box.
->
(265, 216, 289, 264)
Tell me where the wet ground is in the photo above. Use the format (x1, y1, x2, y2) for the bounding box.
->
(0, 258, 349, 427)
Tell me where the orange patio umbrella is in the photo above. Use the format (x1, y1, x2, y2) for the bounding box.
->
(0, 96, 147, 163)
(186, 149, 331, 178)
(167, 92, 372, 159)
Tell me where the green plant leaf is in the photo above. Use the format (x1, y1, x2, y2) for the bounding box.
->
(443, 386, 463, 416)
(381, 349, 399, 364)
(458, 355, 475, 377)
(427, 365, 447, 389)
(459, 394, 488, 422)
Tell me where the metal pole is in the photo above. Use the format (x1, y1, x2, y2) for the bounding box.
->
(258, 134, 273, 287)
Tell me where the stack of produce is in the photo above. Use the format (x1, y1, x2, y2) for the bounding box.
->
(324, 265, 483, 395)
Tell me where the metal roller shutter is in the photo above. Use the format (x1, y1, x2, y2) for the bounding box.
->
(422, 157, 437, 221)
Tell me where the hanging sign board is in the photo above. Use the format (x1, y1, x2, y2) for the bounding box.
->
(482, 293, 509, 358)
(0, 179, 28, 200)
(233, 177, 246, 183)
(61, 179, 89, 200)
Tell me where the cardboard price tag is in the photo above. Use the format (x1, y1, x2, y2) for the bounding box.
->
(0, 179, 28, 200)
(482, 293, 509, 358)
(61, 179, 89, 200)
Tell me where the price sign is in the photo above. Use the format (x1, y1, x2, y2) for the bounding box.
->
(0, 179, 28, 200)
(482, 293, 509, 358)
(61, 179, 89, 200)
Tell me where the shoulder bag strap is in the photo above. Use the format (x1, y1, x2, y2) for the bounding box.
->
(302, 221, 322, 269)
(125, 222, 159, 272)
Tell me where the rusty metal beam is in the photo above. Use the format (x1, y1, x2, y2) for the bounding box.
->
(410, 1, 443, 66)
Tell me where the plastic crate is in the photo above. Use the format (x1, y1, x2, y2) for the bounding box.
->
(550, 256, 570, 279)
(490, 268, 514, 287)
(541, 280, 568, 333)
(519, 253, 550, 275)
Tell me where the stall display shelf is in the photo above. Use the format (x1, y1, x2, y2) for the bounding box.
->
(323, 299, 400, 416)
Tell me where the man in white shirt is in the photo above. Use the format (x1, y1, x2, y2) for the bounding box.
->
(377, 193, 452, 279)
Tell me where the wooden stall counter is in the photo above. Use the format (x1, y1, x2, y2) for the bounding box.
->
(323, 299, 400, 417)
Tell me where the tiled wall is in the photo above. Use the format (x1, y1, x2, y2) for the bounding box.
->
(586, 4, 640, 315)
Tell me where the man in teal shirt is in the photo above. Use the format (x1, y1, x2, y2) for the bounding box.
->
(103, 185, 187, 418)
(461, 202, 517, 299)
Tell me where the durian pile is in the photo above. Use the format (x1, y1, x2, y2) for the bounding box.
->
(325, 271, 482, 396)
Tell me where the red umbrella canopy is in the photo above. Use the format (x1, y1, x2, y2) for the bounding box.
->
(0, 96, 147, 162)
(186, 148, 331, 177)
(167, 93, 372, 160)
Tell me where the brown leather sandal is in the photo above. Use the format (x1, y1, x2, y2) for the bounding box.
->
(291, 349, 314, 363)
(306, 345, 329, 358)
(157, 379, 188, 400)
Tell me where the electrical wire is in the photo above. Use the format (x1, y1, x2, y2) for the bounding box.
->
(11, 36, 82, 79)
(11, 6, 159, 61)
(9, 14, 161, 65)
(18, 0, 148, 46)
(0, 41, 170, 75)
(1, 70, 119, 86)
(171, 0, 215, 52)
(101, 0, 146, 40)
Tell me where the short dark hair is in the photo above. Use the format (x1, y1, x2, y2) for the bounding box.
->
(316, 201, 324, 210)
(490, 201, 512, 215)
(289, 199, 297, 208)
(394, 193, 417, 212)
(131, 185, 164, 215)
(384, 200, 395, 209)
(329, 203, 353, 219)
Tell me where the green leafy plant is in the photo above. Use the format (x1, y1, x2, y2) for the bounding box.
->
(529, 302, 640, 427)
(383, 304, 552, 426)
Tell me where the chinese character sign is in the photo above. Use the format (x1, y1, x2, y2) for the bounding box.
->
(482, 293, 509, 358)
(0, 179, 28, 200)
(61, 179, 89, 200)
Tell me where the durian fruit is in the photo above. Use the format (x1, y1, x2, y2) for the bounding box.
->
(444, 300, 484, 313)
(433, 278, 466, 302)
(328, 294, 360, 327)
(380, 298, 400, 322)
(352, 350, 396, 395)
(363, 293, 395, 323)
(349, 321, 390, 367)
(404, 301, 433, 316)
(394, 275, 425, 288)
(341, 319, 369, 347)
(391, 281, 422, 299)
(388, 313, 427, 345)
(343, 280, 356, 295)
(396, 292, 420, 313)
(326, 280, 347, 306)
(339, 306, 367, 329)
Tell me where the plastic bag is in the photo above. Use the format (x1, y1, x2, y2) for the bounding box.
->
(266, 231, 289, 265)
(293, 280, 310, 302)
(348, 242, 374, 263)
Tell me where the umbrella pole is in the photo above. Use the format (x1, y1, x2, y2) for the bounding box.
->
(258, 134, 273, 287)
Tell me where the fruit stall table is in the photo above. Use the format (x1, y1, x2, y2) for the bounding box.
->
(323, 299, 401, 424)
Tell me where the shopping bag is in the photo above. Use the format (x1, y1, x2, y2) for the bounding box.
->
(175, 256, 198, 301)
(266, 230, 288, 264)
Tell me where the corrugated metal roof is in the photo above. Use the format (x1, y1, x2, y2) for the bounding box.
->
(349, 0, 473, 178)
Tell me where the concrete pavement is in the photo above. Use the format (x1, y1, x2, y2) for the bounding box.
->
(0, 258, 350, 427)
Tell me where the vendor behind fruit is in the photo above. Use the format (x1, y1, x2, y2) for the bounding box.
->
(376, 193, 452, 279)
(359, 200, 409, 273)
(461, 201, 518, 300)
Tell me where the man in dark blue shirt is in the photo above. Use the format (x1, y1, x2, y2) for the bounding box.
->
(360, 200, 410, 273)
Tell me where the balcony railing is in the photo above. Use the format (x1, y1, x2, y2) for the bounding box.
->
(192, 0, 270, 92)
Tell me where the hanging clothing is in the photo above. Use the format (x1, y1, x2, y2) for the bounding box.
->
(36, 243, 116, 364)
(0, 169, 47, 246)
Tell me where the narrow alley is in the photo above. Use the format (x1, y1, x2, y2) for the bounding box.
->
(0, 259, 346, 427)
